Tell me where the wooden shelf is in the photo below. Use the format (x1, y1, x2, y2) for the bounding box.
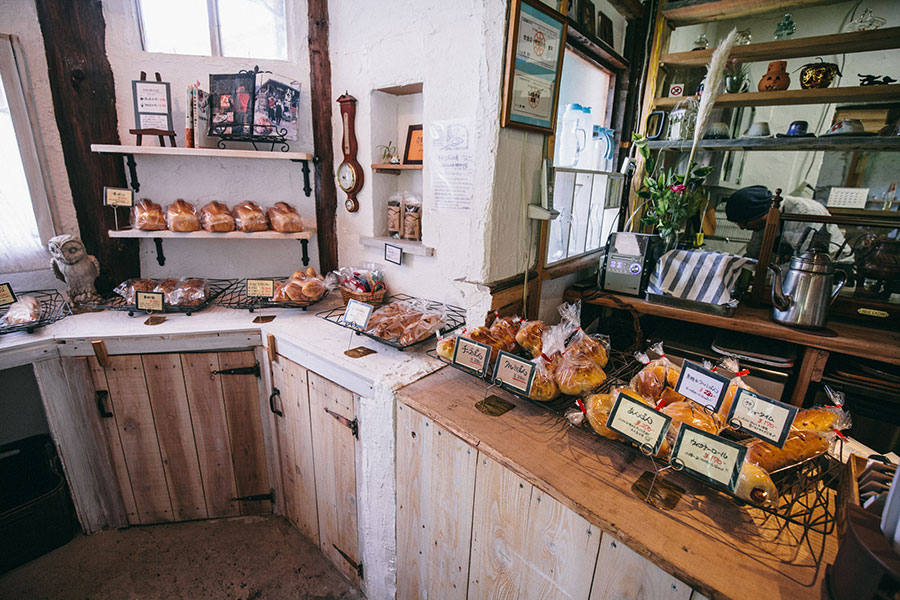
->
(653, 84, 900, 109)
(647, 136, 900, 152)
(376, 82, 423, 96)
(108, 228, 315, 240)
(661, 27, 900, 67)
(371, 163, 423, 173)
(359, 236, 434, 257)
(91, 144, 313, 161)
(661, 0, 846, 26)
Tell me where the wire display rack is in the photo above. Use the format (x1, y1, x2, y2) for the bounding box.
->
(215, 277, 329, 312)
(318, 293, 466, 351)
(83, 279, 235, 317)
(0, 290, 72, 335)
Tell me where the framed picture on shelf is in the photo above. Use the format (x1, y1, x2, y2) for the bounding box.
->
(501, 0, 567, 134)
(579, 0, 596, 37)
(598, 10, 613, 45)
(208, 72, 256, 136)
(131, 79, 173, 132)
(253, 74, 301, 141)
(403, 124, 424, 165)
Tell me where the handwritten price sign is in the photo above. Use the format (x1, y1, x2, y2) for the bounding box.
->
(727, 388, 798, 448)
(674, 360, 730, 412)
(493, 351, 535, 395)
(607, 392, 672, 455)
(341, 299, 374, 331)
(671, 424, 746, 492)
(452, 338, 491, 377)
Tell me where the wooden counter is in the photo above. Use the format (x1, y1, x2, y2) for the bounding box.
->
(397, 367, 837, 600)
(566, 288, 900, 366)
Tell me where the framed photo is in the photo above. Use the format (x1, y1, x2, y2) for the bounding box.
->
(598, 11, 614, 45)
(131, 80, 173, 132)
(254, 74, 301, 140)
(403, 124, 423, 165)
(501, 0, 567, 134)
(208, 72, 256, 136)
(579, 0, 596, 37)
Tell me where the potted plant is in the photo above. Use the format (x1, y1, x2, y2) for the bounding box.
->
(723, 58, 749, 93)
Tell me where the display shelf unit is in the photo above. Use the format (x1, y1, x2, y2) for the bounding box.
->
(359, 236, 434, 257)
(653, 84, 900, 109)
(660, 27, 900, 67)
(371, 164, 422, 174)
(647, 137, 900, 152)
(661, 0, 845, 26)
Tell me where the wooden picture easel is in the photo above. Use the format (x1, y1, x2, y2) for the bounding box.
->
(130, 71, 177, 147)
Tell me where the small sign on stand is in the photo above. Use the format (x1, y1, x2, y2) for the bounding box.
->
(135, 291, 164, 312)
(130, 71, 176, 147)
(674, 360, 730, 413)
(727, 388, 798, 448)
(0, 283, 17, 307)
(607, 392, 672, 455)
(247, 279, 275, 298)
(341, 299, 377, 358)
(103, 186, 134, 231)
(670, 424, 746, 493)
(493, 351, 535, 396)
(452, 338, 491, 377)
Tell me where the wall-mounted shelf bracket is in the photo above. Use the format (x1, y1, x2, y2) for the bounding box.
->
(153, 238, 165, 266)
(291, 158, 312, 196)
(300, 239, 310, 266)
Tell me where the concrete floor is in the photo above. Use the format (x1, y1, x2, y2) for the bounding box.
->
(0, 515, 364, 600)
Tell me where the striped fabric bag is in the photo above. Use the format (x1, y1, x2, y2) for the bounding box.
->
(647, 250, 756, 306)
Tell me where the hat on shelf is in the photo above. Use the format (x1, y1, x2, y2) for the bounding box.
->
(776, 120, 815, 138)
(725, 185, 772, 223)
(743, 121, 772, 137)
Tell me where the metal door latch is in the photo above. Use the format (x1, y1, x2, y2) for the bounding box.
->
(324, 407, 358, 438)
(333, 544, 363, 578)
(231, 489, 275, 503)
(211, 362, 261, 377)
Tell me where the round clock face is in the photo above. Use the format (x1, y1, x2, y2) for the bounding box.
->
(337, 161, 358, 192)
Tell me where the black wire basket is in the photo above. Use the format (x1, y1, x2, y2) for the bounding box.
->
(318, 293, 466, 351)
(83, 278, 235, 317)
(0, 290, 72, 335)
(215, 277, 329, 312)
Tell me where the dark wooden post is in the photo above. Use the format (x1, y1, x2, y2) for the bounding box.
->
(307, 0, 339, 273)
(748, 188, 783, 306)
(34, 0, 139, 293)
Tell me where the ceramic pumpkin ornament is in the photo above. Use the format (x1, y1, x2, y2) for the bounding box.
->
(758, 61, 790, 91)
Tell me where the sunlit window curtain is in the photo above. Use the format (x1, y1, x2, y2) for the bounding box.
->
(0, 63, 47, 273)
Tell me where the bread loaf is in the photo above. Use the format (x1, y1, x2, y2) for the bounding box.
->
(554, 354, 607, 396)
(793, 407, 850, 433)
(273, 281, 307, 302)
(200, 201, 235, 232)
(232, 201, 268, 232)
(745, 430, 829, 473)
(734, 462, 778, 506)
(515, 320, 545, 357)
(529, 355, 560, 402)
(166, 199, 200, 232)
(436, 335, 457, 361)
(267, 202, 303, 233)
(4, 296, 41, 325)
(133, 199, 166, 231)
(172, 278, 208, 306)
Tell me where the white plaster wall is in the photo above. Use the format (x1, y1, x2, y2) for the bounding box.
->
(100, 0, 320, 278)
(0, 1, 79, 240)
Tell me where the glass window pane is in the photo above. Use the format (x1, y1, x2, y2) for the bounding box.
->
(218, 0, 287, 60)
(547, 172, 576, 264)
(568, 173, 593, 256)
(139, 0, 212, 56)
(0, 74, 46, 272)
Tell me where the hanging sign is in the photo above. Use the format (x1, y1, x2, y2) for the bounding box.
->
(606, 392, 672, 455)
(103, 186, 134, 207)
(727, 388, 798, 448)
(341, 299, 374, 331)
(493, 351, 535, 395)
(247, 279, 275, 298)
(674, 360, 730, 412)
(0, 283, 17, 307)
(671, 424, 746, 492)
(452, 338, 491, 377)
(135, 291, 164, 312)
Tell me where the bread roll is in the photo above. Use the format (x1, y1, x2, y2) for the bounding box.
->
(400, 313, 444, 346)
(301, 278, 326, 301)
(166, 199, 200, 232)
(200, 201, 235, 232)
(273, 281, 307, 302)
(529, 357, 560, 402)
(267, 202, 303, 233)
(793, 407, 850, 433)
(515, 320, 545, 357)
(564, 333, 609, 368)
(659, 401, 722, 459)
(734, 463, 779, 506)
(745, 430, 829, 473)
(631, 360, 681, 403)
(133, 199, 166, 231)
(489, 316, 519, 353)
(232, 201, 268, 232)
(468, 327, 503, 362)
(172, 278, 208, 306)
(718, 377, 756, 421)
(585, 392, 622, 441)
(555, 354, 607, 396)
(4, 296, 41, 324)
(436, 336, 456, 361)
(154, 278, 179, 304)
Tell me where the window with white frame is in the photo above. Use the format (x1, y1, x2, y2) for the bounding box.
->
(0, 35, 54, 275)
(137, 0, 288, 60)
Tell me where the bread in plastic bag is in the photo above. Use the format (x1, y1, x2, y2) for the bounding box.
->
(554, 302, 607, 396)
(515, 320, 545, 357)
(584, 387, 648, 441)
(744, 429, 829, 472)
(4, 296, 41, 325)
(488, 314, 519, 353)
(792, 406, 852, 433)
(529, 354, 560, 402)
(200, 201, 235, 232)
(267, 201, 303, 233)
(166, 199, 200, 232)
(133, 198, 166, 231)
(658, 401, 723, 459)
(734, 462, 779, 507)
(168, 278, 208, 306)
(716, 357, 757, 420)
(231, 201, 268, 232)
(113, 278, 155, 304)
(630, 342, 681, 403)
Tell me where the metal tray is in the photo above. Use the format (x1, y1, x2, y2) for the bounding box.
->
(645, 292, 736, 316)
(215, 277, 329, 312)
(0, 290, 72, 335)
(84, 278, 235, 317)
(318, 294, 466, 351)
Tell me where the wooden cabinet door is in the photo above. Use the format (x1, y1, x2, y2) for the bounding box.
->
(270, 355, 319, 543)
(307, 371, 361, 586)
(590, 533, 692, 600)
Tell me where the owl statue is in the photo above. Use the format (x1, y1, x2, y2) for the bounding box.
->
(49, 235, 101, 304)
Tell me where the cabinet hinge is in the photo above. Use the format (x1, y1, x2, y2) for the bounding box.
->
(333, 544, 363, 579)
(231, 489, 274, 503)
(324, 407, 358, 439)
(212, 362, 261, 377)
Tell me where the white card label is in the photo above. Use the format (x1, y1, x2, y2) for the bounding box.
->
(668, 83, 685, 97)
(671, 424, 746, 491)
(103, 186, 134, 207)
(674, 360, 730, 412)
(384, 243, 402, 265)
(727, 388, 798, 448)
(135, 291, 164, 312)
(452, 337, 491, 377)
(342, 299, 374, 330)
(606, 392, 672, 454)
(493, 351, 535, 395)
(247, 279, 275, 298)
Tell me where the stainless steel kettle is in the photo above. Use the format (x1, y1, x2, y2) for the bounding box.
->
(769, 249, 847, 329)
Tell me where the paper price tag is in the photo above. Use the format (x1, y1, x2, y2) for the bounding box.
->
(342, 299, 374, 331)
(0, 283, 17, 307)
(727, 388, 798, 448)
(384, 243, 402, 265)
(103, 186, 134, 207)
(452, 337, 491, 377)
(606, 393, 672, 455)
(671, 424, 746, 492)
(247, 279, 275, 298)
(674, 360, 730, 412)
(493, 351, 535, 395)
(135, 291, 164, 312)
